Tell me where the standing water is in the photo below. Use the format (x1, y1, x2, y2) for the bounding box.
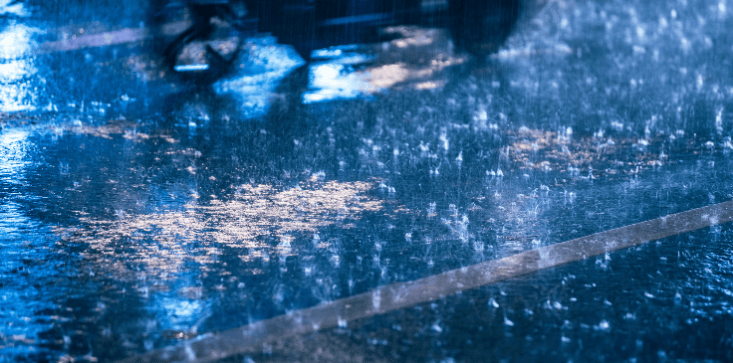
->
(1, 0, 733, 362)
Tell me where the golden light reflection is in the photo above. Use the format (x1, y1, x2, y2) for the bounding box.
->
(177, 38, 242, 68)
(212, 180, 382, 238)
(55, 180, 383, 281)
(382, 26, 438, 49)
(47, 120, 179, 143)
(305, 27, 467, 102)
(508, 127, 665, 173)
(364, 27, 467, 91)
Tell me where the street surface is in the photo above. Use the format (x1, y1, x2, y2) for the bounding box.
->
(1, 0, 733, 362)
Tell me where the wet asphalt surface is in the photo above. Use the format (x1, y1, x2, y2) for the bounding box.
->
(2, 0, 733, 362)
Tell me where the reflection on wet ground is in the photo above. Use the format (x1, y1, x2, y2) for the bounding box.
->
(2, 0, 733, 362)
(55, 178, 385, 280)
(121, 201, 733, 362)
(304, 26, 469, 103)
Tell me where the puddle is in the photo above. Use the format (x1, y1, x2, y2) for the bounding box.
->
(1, 0, 733, 362)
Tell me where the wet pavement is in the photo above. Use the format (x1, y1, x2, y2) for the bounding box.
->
(2, 0, 733, 362)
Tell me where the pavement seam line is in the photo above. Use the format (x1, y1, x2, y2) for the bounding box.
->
(118, 200, 733, 363)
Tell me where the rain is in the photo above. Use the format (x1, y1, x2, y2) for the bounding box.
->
(1, 0, 733, 362)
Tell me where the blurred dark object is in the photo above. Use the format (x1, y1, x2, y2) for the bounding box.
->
(447, 0, 521, 55)
(161, 1, 257, 82)
(158, 0, 524, 82)
(248, 0, 522, 58)
(149, 0, 256, 83)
